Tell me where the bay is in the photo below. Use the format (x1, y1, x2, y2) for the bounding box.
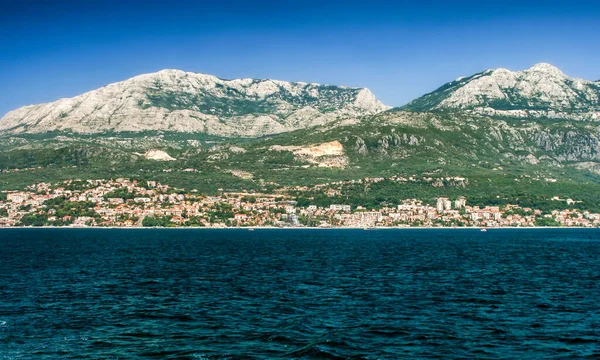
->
(1, 229, 599, 359)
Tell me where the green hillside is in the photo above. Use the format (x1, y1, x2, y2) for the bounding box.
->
(1, 110, 599, 211)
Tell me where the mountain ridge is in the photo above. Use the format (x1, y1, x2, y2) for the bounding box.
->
(0, 69, 389, 137)
(401, 63, 600, 121)
(1, 63, 600, 196)
(4, 63, 600, 139)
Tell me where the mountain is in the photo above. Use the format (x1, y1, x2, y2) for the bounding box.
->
(402, 63, 600, 121)
(0, 70, 389, 137)
(1, 63, 599, 209)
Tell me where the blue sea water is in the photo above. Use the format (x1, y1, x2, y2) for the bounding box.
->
(0, 228, 599, 359)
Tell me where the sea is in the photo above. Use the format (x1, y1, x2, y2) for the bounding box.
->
(0, 228, 599, 359)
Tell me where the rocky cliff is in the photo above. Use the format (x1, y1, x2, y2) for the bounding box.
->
(0, 70, 389, 137)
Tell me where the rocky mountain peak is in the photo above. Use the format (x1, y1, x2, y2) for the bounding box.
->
(526, 62, 565, 76)
(0, 70, 389, 137)
(401, 63, 600, 121)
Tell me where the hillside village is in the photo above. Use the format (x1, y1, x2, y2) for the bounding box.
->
(1, 178, 599, 228)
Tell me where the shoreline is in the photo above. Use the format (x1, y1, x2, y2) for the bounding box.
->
(0, 226, 596, 230)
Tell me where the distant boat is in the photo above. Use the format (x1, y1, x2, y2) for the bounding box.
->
(248, 228, 255, 231)
(481, 228, 487, 232)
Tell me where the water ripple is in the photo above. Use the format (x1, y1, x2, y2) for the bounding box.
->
(0, 228, 599, 359)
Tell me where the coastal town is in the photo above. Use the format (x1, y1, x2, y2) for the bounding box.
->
(1, 178, 599, 228)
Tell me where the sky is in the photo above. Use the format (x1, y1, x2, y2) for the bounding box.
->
(1, 0, 599, 116)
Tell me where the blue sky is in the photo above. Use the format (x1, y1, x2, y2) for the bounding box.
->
(1, 0, 599, 116)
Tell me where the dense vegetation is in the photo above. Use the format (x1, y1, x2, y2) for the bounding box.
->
(1, 110, 599, 212)
(141, 216, 173, 227)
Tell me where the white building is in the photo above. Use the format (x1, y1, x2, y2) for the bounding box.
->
(437, 197, 452, 212)
(134, 197, 152, 203)
(330, 204, 351, 212)
(7, 193, 28, 204)
(454, 196, 466, 209)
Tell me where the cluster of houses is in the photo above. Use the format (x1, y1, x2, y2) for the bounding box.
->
(0, 178, 599, 228)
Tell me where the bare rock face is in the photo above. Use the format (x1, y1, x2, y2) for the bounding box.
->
(0, 70, 390, 137)
(353, 136, 368, 155)
(270, 140, 348, 168)
(142, 149, 176, 161)
(402, 63, 600, 121)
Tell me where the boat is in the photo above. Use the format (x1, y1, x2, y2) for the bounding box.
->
(481, 228, 487, 232)
(248, 228, 255, 231)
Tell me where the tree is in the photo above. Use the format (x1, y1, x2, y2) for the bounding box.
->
(535, 217, 560, 227)
(18, 213, 47, 226)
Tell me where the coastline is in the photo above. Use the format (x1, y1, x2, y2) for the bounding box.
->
(0, 226, 596, 230)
